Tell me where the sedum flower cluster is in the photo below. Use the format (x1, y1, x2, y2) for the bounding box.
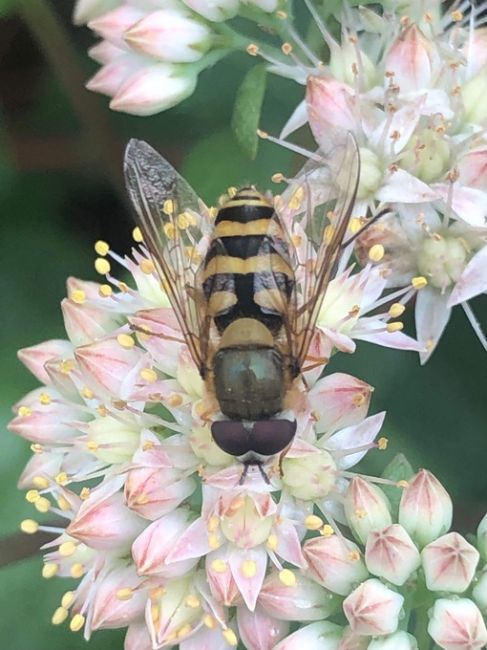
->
(262, 0, 487, 361)
(9, 225, 418, 649)
(74, 0, 278, 115)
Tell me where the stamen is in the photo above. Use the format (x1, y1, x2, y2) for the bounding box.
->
(279, 568, 296, 586)
(94, 240, 109, 256)
(94, 258, 110, 275)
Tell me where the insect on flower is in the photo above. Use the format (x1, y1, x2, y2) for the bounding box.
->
(124, 134, 360, 482)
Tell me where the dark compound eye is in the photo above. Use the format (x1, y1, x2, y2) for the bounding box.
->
(211, 421, 250, 457)
(249, 419, 297, 456)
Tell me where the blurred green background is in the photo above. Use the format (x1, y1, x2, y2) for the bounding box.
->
(0, 1, 485, 648)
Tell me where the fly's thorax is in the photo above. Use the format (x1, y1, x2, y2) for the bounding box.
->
(213, 318, 285, 421)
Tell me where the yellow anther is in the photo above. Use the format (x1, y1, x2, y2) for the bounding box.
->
(61, 592, 75, 609)
(386, 321, 404, 333)
(207, 515, 220, 533)
(35, 497, 51, 513)
(211, 559, 228, 573)
(288, 186, 304, 211)
(276, 9, 288, 18)
(355, 508, 367, 519)
(368, 244, 385, 262)
(71, 289, 86, 304)
(39, 392, 52, 405)
(132, 226, 143, 243)
(378, 437, 388, 450)
(305, 515, 324, 531)
(32, 475, 50, 489)
(86, 440, 99, 451)
(20, 519, 39, 534)
(140, 367, 158, 383)
(256, 129, 268, 139)
(451, 9, 463, 21)
(150, 587, 164, 601)
(70, 614, 85, 632)
(352, 392, 366, 406)
(80, 487, 90, 500)
(167, 393, 183, 407)
(140, 259, 155, 274)
(291, 234, 302, 247)
(59, 541, 77, 557)
(271, 172, 284, 183)
(397, 479, 409, 489)
(59, 359, 75, 374)
(117, 333, 135, 349)
(389, 302, 405, 318)
(208, 533, 221, 550)
(349, 550, 361, 561)
(241, 560, 257, 578)
(119, 281, 129, 292)
(163, 222, 177, 239)
(135, 493, 149, 505)
(56, 472, 69, 486)
(185, 594, 201, 608)
(203, 614, 217, 629)
(42, 563, 59, 579)
(176, 213, 190, 229)
(94, 240, 110, 256)
(142, 441, 154, 451)
(57, 496, 71, 512)
(324, 224, 335, 244)
(70, 564, 85, 579)
(266, 533, 278, 551)
(51, 607, 69, 626)
(247, 43, 259, 55)
(31, 443, 44, 454)
(281, 42, 293, 54)
(349, 217, 362, 234)
(177, 624, 192, 639)
(150, 604, 160, 624)
(412, 275, 428, 289)
(99, 284, 113, 298)
(18, 405, 32, 418)
(94, 257, 111, 275)
(26, 489, 40, 503)
(320, 524, 334, 537)
(279, 569, 296, 587)
(163, 199, 174, 215)
(116, 587, 134, 601)
(222, 628, 238, 646)
(81, 386, 94, 399)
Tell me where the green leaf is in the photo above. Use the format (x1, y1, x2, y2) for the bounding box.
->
(381, 453, 415, 518)
(0, 0, 14, 16)
(231, 64, 267, 160)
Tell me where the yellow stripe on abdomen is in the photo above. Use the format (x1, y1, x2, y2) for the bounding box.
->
(203, 254, 293, 280)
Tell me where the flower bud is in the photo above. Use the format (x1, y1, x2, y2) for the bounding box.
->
(428, 598, 487, 650)
(86, 415, 140, 464)
(73, 0, 121, 26)
(478, 513, 487, 561)
(398, 469, 452, 548)
(281, 449, 337, 500)
(357, 148, 383, 200)
(401, 128, 450, 184)
(306, 76, 357, 143)
(273, 621, 343, 650)
(67, 480, 145, 551)
(237, 604, 289, 650)
(90, 565, 146, 630)
(125, 622, 152, 650)
(147, 576, 203, 647)
(462, 66, 487, 125)
(125, 10, 211, 63)
(303, 534, 368, 596)
(343, 579, 404, 636)
(417, 235, 468, 290)
(368, 631, 418, 650)
(18, 339, 73, 385)
(110, 63, 197, 116)
(259, 571, 338, 621)
(182, 0, 238, 21)
(385, 24, 440, 93)
(329, 36, 376, 90)
(88, 6, 145, 48)
(344, 478, 392, 545)
(422, 532, 479, 593)
(205, 550, 240, 606)
(473, 571, 487, 613)
(125, 465, 195, 520)
(365, 524, 421, 586)
(61, 298, 121, 347)
(132, 508, 199, 578)
(220, 495, 273, 548)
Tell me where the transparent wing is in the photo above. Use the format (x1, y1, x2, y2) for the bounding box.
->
(274, 132, 360, 370)
(124, 139, 213, 372)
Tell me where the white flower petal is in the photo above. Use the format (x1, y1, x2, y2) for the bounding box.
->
(325, 411, 386, 469)
(433, 183, 487, 227)
(280, 100, 308, 139)
(448, 246, 487, 305)
(377, 168, 439, 203)
(415, 286, 451, 364)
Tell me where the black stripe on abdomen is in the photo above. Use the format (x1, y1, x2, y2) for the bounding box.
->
(215, 204, 274, 225)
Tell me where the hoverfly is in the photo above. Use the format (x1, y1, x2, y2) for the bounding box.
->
(124, 134, 359, 481)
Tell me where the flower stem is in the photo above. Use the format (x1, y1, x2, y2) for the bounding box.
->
(16, 0, 126, 201)
(414, 606, 432, 650)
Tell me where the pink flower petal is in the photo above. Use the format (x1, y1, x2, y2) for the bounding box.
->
(237, 604, 289, 650)
(229, 547, 268, 611)
(449, 246, 487, 306)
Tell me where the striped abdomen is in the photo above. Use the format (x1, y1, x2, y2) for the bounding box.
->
(203, 189, 294, 335)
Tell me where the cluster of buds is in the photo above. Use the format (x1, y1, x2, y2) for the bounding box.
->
(9, 228, 406, 649)
(259, 0, 487, 361)
(74, 0, 279, 114)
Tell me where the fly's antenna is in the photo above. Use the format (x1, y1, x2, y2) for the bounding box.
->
(256, 463, 271, 485)
(239, 463, 251, 485)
